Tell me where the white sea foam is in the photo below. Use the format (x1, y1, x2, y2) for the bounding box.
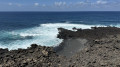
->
(0, 23, 105, 50)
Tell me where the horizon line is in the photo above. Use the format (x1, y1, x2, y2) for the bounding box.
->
(0, 11, 120, 12)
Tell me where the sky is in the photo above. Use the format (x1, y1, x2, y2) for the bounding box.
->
(0, 0, 120, 11)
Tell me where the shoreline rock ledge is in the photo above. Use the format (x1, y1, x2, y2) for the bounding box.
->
(1, 27, 120, 67)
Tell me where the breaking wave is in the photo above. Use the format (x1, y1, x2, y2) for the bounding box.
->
(0, 23, 105, 50)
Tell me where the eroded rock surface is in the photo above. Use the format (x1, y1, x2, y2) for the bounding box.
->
(1, 27, 120, 67)
(0, 44, 67, 67)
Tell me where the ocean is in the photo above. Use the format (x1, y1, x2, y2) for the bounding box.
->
(0, 11, 120, 50)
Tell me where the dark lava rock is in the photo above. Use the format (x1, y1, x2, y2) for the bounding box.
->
(0, 48, 8, 54)
(57, 27, 120, 40)
(1, 27, 120, 67)
(0, 44, 67, 67)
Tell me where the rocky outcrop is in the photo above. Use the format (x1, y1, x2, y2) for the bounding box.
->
(0, 44, 67, 67)
(57, 27, 120, 67)
(57, 27, 120, 39)
(1, 27, 120, 67)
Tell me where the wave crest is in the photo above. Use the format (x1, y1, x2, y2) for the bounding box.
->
(0, 23, 105, 50)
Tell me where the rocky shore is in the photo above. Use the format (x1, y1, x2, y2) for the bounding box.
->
(1, 27, 120, 67)
(0, 44, 68, 67)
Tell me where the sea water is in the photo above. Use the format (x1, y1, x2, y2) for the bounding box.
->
(0, 11, 120, 50)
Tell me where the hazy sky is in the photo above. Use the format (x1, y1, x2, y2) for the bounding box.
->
(0, 0, 120, 11)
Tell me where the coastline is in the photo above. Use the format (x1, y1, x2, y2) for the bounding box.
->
(1, 27, 120, 66)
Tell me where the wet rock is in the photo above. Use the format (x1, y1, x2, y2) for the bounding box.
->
(0, 48, 8, 54)
(31, 44, 38, 48)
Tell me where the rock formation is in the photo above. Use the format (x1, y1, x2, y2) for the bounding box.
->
(1, 27, 120, 67)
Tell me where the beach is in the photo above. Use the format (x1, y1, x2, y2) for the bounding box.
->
(1, 27, 120, 67)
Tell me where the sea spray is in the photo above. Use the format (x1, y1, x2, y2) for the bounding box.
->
(0, 23, 105, 50)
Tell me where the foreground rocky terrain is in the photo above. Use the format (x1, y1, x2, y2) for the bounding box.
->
(69, 35, 120, 67)
(1, 27, 120, 67)
(0, 44, 68, 67)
